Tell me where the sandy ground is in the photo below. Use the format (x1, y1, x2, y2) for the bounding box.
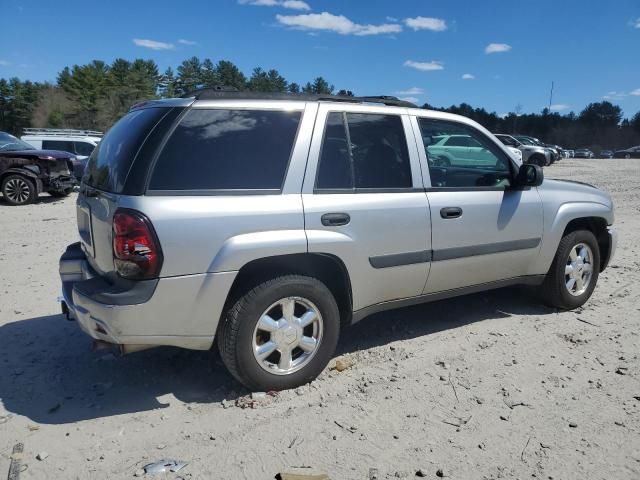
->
(0, 158, 639, 480)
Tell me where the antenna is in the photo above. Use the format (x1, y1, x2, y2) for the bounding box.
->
(548, 81, 554, 111)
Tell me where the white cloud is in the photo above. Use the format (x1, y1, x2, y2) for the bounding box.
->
(549, 104, 570, 111)
(403, 60, 444, 71)
(485, 43, 512, 54)
(0, 60, 9, 66)
(399, 96, 419, 104)
(133, 38, 175, 50)
(462, 73, 475, 80)
(603, 91, 628, 100)
(630, 88, 640, 96)
(239, 0, 310, 10)
(386, 16, 399, 22)
(395, 87, 424, 95)
(178, 39, 198, 46)
(404, 16, 447, 32)
(634, 17, 640, 28)
(276, 12, 402, 36)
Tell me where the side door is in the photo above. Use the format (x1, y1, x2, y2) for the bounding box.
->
(415, 116, 544, 294)
(302, 105, 431, 312)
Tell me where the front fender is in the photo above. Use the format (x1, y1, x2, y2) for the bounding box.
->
(535, 201, 613, 274)
(1, 167, 44, 193)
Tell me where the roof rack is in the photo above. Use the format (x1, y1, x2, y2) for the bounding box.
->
(181, 87, 417, 108)
(22, 128, 103, 138)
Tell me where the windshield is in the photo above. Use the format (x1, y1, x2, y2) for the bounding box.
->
(514, 136, 534, 146)
(496, 135, 519, 147)
(0, 132, 36, 152)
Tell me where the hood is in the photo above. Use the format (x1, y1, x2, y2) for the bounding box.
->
(0, 149, 74, 160)
(541, 178, 613, 209)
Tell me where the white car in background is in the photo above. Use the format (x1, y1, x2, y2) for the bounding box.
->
(21, 128, 102, 179)
(426, 134, 521, 166)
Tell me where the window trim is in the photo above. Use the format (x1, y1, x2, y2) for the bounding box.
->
(313, 111, 416, 194)
(144, 106, 303, 195)
(416, 117, 517, 191)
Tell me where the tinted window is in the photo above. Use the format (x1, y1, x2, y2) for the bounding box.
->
(84, 107, 167, 192)
(74, 141, 95, 156)
(43, 140, 74, 152)
(315, 112, 412, 190)
(419, 118, 512, 188)
(316, 113, 352, 189)
(149, 109, 301, 191)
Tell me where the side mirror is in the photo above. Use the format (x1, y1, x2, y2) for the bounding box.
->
(515, 163, 543, 187)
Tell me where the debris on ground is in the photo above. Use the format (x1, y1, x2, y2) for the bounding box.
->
(8, 443, 24, 480)
(333, 358, 354, 372)
(36, 452, 49, 461)
(275, 467, 330, 479)
(142, 459, 188, 475)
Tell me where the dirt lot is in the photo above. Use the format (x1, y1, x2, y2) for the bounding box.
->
(0, 158, 639, 480)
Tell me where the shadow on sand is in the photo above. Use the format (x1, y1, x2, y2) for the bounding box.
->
(0, 285, 554, 425)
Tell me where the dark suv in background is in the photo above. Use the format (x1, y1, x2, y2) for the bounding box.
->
(0, 132, 76, 205)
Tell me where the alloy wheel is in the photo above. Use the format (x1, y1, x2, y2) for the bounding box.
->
(565, 242, 594, 296)
(252, 296, 323, 375)
(4, 177, 31, 204)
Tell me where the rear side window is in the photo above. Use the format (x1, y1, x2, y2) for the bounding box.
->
(315, 112, 412, 191)
(84, 108, 167, 192)
(43, 140, 74, 152)
(149, 109, 302, 192)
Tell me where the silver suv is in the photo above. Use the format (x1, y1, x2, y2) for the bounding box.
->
(59, 91, 617, 391)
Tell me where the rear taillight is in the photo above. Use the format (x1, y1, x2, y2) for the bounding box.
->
(112, 209, 163, 279)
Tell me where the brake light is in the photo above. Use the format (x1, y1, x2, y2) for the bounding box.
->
(112, 209, 163, 279)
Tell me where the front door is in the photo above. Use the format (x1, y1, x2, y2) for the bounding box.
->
(302, 105, 431, 312)
(415, 116, 544, 294)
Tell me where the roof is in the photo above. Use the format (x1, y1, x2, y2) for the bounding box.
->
(180, 88, 418, 108)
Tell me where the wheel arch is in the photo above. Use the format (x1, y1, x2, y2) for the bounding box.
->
(222, 253, 353, 328)
(562, 216, 611, 271)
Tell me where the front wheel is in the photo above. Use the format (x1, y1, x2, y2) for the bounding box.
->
(217, 275, 340, 391)
(1, 174, 37, 206)
(540, 230, 600, 309)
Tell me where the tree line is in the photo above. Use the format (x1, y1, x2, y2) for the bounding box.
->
(1, 55, 639, 151)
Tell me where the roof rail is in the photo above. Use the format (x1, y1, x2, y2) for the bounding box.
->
(181, 87, 417, 108)
(22, 128, 103, 137)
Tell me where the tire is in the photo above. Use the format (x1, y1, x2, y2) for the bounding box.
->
(217, 275, 341, 391)
(540, 230, 600, 309)
(48, 188, 73, 197)
(530, 155, 545, 167)
(1, 174, 37, 206)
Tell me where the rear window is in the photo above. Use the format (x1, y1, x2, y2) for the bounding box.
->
(84, 108, 167, 192)
(148, 109, 301, 192)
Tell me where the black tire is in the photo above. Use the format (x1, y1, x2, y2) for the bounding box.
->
(1, 174, 37, 206)
(217, 275, 341, 391)
(48, 188, 73, 198)
(540, 229, 600, 309)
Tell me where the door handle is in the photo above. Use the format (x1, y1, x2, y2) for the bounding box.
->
(321, 213, 351, 227)
(440, 207, 463, 219)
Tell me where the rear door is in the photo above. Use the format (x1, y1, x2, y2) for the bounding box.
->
(415, 116, 543, 293)
(302, 104, 431, 312)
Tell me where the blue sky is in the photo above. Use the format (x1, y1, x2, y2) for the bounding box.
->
(1, 0, 639, 116)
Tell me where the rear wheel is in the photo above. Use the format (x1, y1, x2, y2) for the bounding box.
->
(541, 230, 600, 309)
(217, 275, 340, 391)
(1, 174, 37, 206)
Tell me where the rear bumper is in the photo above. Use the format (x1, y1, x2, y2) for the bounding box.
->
(59, 242, 237, 351)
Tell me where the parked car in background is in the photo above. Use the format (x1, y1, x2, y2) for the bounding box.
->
(599, 150, 614, 159)
(0, 132, 76, 205)
(59, 90, 616, 391)
(614, 146, 640, 159)
(574, 149, 595, 159)
(494, 134, 548, 166)
(511, 135, 553, 166)
(546, 145, 564, 161)
(566, 150, 575, 158)
(21, 128, 102, 180)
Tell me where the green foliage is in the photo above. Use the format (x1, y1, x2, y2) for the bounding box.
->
(1, 54, 639, 152)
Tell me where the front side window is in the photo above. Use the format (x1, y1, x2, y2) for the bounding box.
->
(419, 118, 512, 188)
(149, 109, 301, 191)
(74, 141, 95, 156)
(315, 112, 412, 190)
